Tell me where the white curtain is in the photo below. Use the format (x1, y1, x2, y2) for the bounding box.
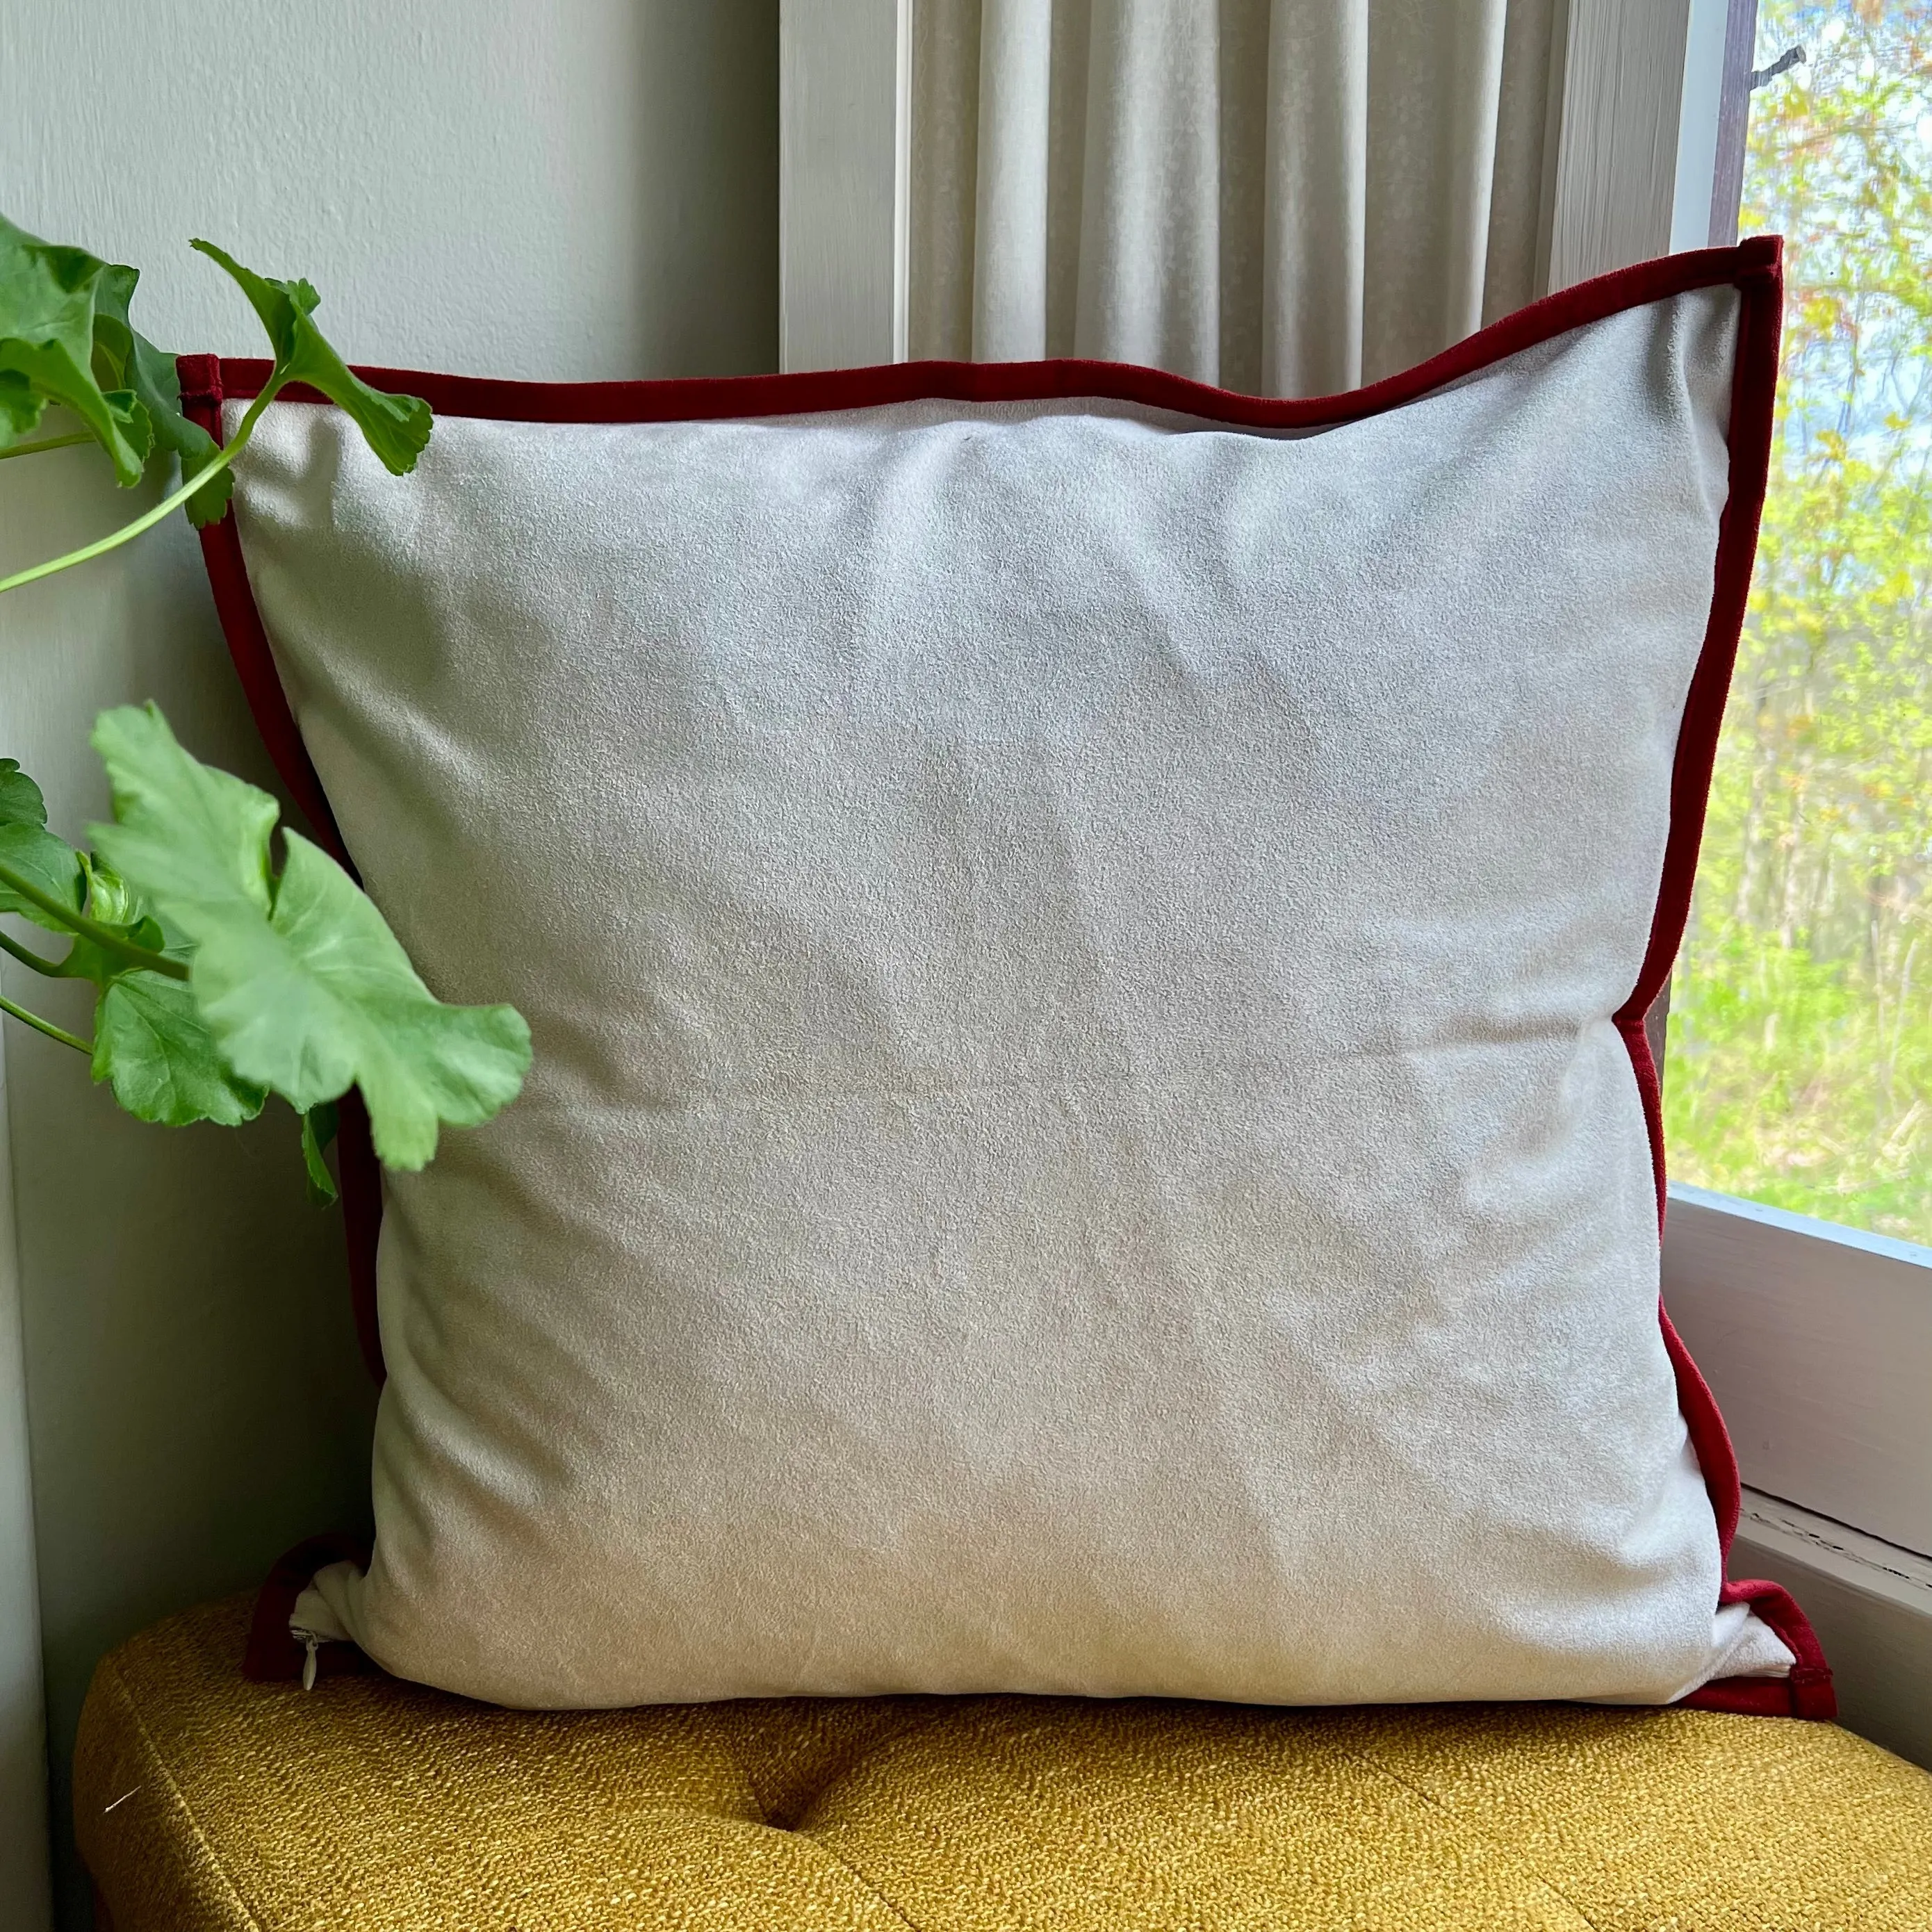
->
(911, 0, 1562, 395)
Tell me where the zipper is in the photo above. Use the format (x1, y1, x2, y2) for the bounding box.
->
(290, 1624, 324, 1692)
(287, 1569, 354, 1689)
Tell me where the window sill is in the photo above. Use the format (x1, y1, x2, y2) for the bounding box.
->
(1664, 1186, 1932, 1764)
(1662, 1184, 1932, 1559)
(1735, 1488, 1932, 1768)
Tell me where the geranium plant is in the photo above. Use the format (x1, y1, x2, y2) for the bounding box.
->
(0, 213, 530, 1197)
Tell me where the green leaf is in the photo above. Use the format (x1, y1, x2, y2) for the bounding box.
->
(89, 703, 530, 1169)
(91, 969, 267, 1127)
(83, 708, 276, 924)
(51, 855, 172, 989)
(90, 263, 232, 526)
(0, 824, 84, 935)
(301, 1100, 339, 1205)
(0, 214, 153, 484)
(0, 368, 39, 439)
(190, 240, 431, 476)
(0, 213, 229, 513)
(0, 758, 48, 830)
(208, 831, 532, 1165)
(0, 758, 92, 942)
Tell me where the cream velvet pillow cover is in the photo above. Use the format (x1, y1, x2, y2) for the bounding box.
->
(189, 240, 1830, 1717)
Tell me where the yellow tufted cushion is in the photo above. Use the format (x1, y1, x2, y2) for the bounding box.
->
(77, 1596, 1932, 1931)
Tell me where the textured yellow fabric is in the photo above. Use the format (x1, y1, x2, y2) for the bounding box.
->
(76, 1596, 1932, 1932)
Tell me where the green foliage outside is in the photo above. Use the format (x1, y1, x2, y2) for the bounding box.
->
(1667, 0, 1932, 1245)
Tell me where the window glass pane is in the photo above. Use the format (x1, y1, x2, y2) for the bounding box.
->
(1667, 0, 1932, 1243)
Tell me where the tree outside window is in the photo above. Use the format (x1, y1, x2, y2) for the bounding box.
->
(1668, 0, 1932, 1243)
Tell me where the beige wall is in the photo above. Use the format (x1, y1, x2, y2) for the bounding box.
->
(0, 5, 778, 1922)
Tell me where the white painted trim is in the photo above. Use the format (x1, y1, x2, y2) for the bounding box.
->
(1735, 1488, 1932, 1769)
(1670, 0, 1733, 250)
(892, 0, 913, 365)
(1740, 1489, 1932, 1619)
(1544, 0, 1696, 288)
(0, 1029, 54, 1932)
(1663, 1185, 1932, 1560)
(778, 0, 912, 371)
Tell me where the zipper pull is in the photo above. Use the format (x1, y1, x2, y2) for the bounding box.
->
(300, 1632, 320, 1692)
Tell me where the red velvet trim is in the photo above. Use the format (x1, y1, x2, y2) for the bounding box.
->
(1596, 245, 1832, 1719)
(334, 1088, 385, 1385)
(242, 1532, 374, 1683)
(198, 239, 1778, 435)
(1616, 245, 1784, 1038)
(180, 356, 387, 1382)
(192, 235, 1831, 1716)
(1685, 1577, 1838, 1719)
(179, 354, 354, 872)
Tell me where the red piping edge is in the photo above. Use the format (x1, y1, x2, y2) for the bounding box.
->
(332, 1088, 385, 1384)
(189, 235, 1831, 1714)
(179, 358, 385, 1387)
(177, 357, 350, 868)
(195, 240, 1778, 432)
(1597, 243, 1834, 1721)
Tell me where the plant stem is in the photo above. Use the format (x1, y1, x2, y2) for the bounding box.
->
(0, 928, 65, 975)
(0, 860, 188, 980)
(0, 432, 93, 463)
(0, 379, 284, 598)
(0, 992, 89, 1054)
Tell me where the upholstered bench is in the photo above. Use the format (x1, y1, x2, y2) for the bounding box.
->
(76, 1596, 1932, 1931)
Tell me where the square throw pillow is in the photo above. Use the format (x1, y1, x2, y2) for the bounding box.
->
(188, 237, 1830, 1717)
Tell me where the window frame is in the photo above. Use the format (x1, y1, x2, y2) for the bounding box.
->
(1667, 1186, 1932, 1555)
(778, 0, 912, 372)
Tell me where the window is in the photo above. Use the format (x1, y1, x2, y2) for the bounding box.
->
(1667, 0, 1932, 1247)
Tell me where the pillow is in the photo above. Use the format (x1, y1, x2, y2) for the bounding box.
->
(186, 237, 1831, 1716)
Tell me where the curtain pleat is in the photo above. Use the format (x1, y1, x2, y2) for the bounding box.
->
(1073, 0, 1225, 380)
(1263, 0, 1369, 395)
(912, 0, 1560, 395)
